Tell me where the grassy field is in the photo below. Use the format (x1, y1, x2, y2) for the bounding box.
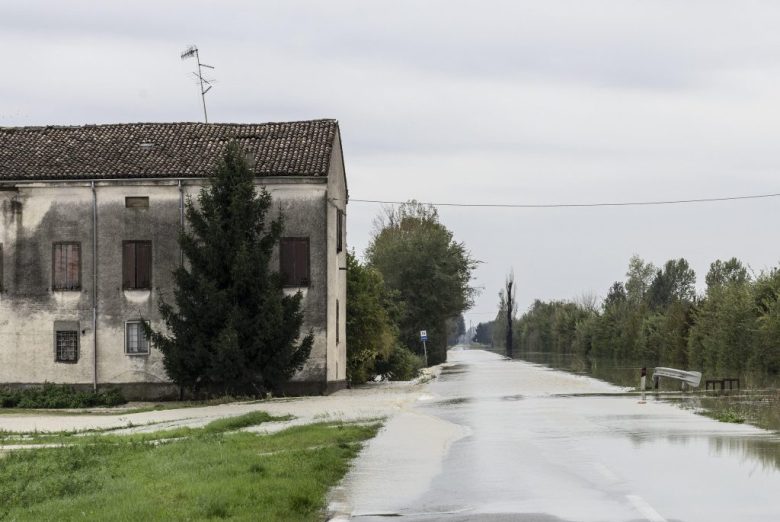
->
(0, 412, 379, 521)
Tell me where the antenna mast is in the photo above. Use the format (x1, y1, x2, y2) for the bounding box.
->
(180, 45, 215, 123)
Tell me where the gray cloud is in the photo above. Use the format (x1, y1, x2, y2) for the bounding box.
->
(3, 0, 780, 323)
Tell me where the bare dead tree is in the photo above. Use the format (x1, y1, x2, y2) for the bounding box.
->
(505, 271, 515, 358)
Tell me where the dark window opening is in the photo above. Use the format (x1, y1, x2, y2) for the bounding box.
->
(123, 241, 152, 290)
(55, 331, 79, 363)
(126, 321, 150, 354)
(125, 196, 150, 208)
(53, 242, 81, 291)
(336, 209, 344, 253)
(280, 237, 310, 287)
(336, 299, 340, 344)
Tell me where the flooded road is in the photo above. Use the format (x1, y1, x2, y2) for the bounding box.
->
(334, 348, 780, 521)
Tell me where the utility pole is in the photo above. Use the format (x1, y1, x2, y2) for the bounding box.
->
(180, 45, 215, 123)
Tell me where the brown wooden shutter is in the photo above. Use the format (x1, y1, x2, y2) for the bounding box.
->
(336, 210, 343, 253)
(296, 239, 309, 286)
(66, 244, 80, 289)
(280, 238, 309, 286)
(280, 238, 293, 286)
(292, 240, 301, 284)
(123, 242, 135, 289)
(53, 244, 65, 289)
(136, 242, 151, 289)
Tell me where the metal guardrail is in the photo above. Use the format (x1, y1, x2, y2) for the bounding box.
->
(653, 367, 703, 389)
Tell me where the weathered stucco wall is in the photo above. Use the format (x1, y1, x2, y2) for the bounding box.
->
(326, 132, 348, 386)
(0, 186, 96, 385)
(267, 180, 329, 386)
(0, 172, 343, 397)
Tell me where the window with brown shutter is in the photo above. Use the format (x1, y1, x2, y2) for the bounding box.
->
(336, 209, 344, 253)
(123, 241, 152, 290)
(52, 242, 81, 290)
(280, 237, 310, 287)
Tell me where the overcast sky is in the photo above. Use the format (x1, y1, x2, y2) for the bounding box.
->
(3, 1, 780, 327)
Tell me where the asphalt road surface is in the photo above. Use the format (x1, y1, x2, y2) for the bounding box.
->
(332, 348, 780, 522)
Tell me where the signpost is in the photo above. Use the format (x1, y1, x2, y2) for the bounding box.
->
(420, 330, 428, 366)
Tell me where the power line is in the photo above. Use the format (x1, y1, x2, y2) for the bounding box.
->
(346, 191, 780, 209)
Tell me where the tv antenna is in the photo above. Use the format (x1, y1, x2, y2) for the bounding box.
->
(180, 45, 215, 123)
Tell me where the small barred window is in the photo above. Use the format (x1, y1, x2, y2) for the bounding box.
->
(55, 331, 79, 363)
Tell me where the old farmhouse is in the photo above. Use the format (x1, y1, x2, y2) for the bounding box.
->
(0, 119, 348, 398)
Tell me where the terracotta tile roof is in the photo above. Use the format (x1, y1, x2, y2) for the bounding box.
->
(0, 120, 338, 180)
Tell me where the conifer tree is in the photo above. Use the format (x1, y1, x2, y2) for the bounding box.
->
(149, 143, 313, 396)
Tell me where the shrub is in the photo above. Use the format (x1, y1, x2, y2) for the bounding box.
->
(98, 388, 127, 407)
(0, 384, 127, 409)
(374, 345, 424, 381)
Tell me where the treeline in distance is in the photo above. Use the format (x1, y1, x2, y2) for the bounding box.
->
(475, 256, 780, 376)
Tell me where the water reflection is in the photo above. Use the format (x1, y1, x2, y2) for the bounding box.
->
(505, 350, 780, 433)
(347, 349, 780, 521)
(427, 393, 780, 473)
(422, 350, 780, 520)
(619, 426, 780, 471)
(501, 350, 780, 390)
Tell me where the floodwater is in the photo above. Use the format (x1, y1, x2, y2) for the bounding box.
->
(505, 350, 780, 393)
(333, 348, 780, 522)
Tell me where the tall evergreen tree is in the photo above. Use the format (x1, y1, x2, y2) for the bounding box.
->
(149, 143, 313, 396)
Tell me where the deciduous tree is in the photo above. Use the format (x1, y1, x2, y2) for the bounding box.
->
(366, 201, 478, 365)
(345, 252, 398, 383)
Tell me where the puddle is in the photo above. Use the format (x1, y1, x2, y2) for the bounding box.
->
(435, 397, 473, 407)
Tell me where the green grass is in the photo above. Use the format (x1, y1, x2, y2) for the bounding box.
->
(0, 419, 379, 521)
(702, 407, 746, 424)
(202, 411, 282, 433)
